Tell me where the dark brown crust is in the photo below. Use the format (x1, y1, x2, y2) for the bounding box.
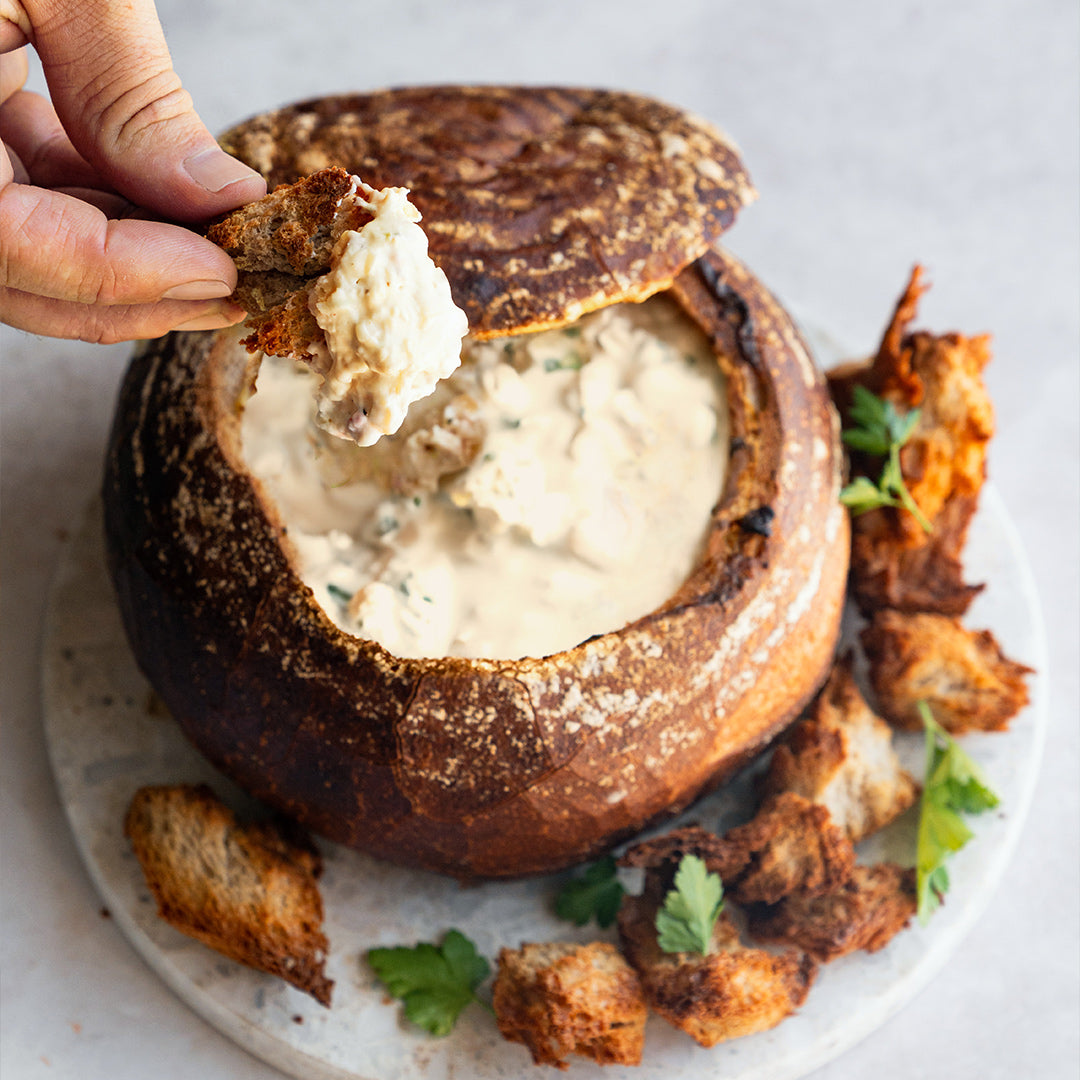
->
(102, 90, 846, 881)
(207, 167, 369, 360)
(619, 791, 856, 907)
(712, 792, 856, 906)
(217, 87, 755, 339)
(746, 863, 917, 962)
(207, 166, 364, 276)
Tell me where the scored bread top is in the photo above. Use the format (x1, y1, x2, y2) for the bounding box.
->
(216, 86, 755, 339)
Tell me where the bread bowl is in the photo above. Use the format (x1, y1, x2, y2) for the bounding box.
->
(102, 86, 849, 880)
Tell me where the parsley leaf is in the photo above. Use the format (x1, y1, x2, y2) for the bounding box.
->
(916, 702, 1000, 923)
(367, 930, 491, 1036)
(554, 855, 625, 928)
(838, 385, 932, 533)
(655, 854, 724, 956)
(836, 475, 897, 516)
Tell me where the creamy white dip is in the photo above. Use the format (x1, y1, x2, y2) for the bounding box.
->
(242, 296, 728, 660)
(308, 180, 468, 445)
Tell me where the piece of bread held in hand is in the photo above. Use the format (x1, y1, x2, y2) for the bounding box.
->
(124, 783, 333, 1006)
(206, 166, 367, 361)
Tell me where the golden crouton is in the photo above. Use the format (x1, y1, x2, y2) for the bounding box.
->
(618, 891, 815, 1048)
(829, 266, 994, 616)
(719, 792, 856, 905)
(125, 784, 333, 1006)
(746, 863, 917, 962)
(763, 657, 919, 843)
(862, 609, 1032, 733)
(621, 794, 855, 907)
(492, 942, 647, 1069)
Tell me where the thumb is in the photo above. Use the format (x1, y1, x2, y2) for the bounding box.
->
(28, 0, 265, 221)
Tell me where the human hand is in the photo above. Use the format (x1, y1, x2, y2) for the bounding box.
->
(0, 0, 267, 343)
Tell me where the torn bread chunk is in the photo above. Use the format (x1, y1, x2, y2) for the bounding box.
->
(862, 609, 1032, 734)
(208, 167, 469, 446)
(746, 863, 917, 962)
(762, 657, 919, 844)
(828, 265, 994, 616)
(716, 792, 856, 906)
(618, 887, 815, 1048)
(620, 793, 855, 907)
(124, 784, 333, 1006)
(619, 823, 742, 878)
(493, 942, 647, 1069)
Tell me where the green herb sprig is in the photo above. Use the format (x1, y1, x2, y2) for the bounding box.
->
(554, 855, 625, 929)
(543, 353, 584, 373)
(915, 702, 1000, 923)
(655, 854, 724, 956)
(838, 385, 932, 533)
(367, 930, 492, 1036)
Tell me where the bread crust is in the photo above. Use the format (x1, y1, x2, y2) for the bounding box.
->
(124, 784, 333, 1005)
(762, 656, 920, 843)
(102, 88, 847, 880)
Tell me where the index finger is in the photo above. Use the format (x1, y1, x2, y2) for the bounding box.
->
(23, 0, 265, 220)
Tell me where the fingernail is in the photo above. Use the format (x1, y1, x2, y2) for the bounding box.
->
(172, 304, 247, 332)
(162, 279, 232, 301)
(183, 147, 264, 194)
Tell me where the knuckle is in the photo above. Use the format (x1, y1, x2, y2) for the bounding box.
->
(73, 304, 142, 346)
(87, 67, 194, 155)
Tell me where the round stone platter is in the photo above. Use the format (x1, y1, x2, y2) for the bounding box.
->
(42, 480, 1046, 1080)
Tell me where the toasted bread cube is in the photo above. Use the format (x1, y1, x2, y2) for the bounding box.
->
(747, 863, 917, 962)
(862, 609, 1032, 733)
(618, 897, 815, 1048)
(124, 784, 333, 1006)
(621, 793, 855, 907)
(720, 792, 855, 905)
(493, 942, 647, 1069)
(763, 658, 919, 843)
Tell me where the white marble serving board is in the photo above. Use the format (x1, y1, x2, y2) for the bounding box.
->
(41, 484, 1046, 1080)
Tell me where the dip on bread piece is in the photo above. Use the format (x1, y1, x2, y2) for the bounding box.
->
(210, 169, 469, 445)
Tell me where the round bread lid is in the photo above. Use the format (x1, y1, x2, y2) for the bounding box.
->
(218, 86, 756, 337)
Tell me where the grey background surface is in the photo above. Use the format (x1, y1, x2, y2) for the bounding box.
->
(2, 1, 1077, 1077)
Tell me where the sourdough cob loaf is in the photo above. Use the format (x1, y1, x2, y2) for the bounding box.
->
(103, 87, 848, 880)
